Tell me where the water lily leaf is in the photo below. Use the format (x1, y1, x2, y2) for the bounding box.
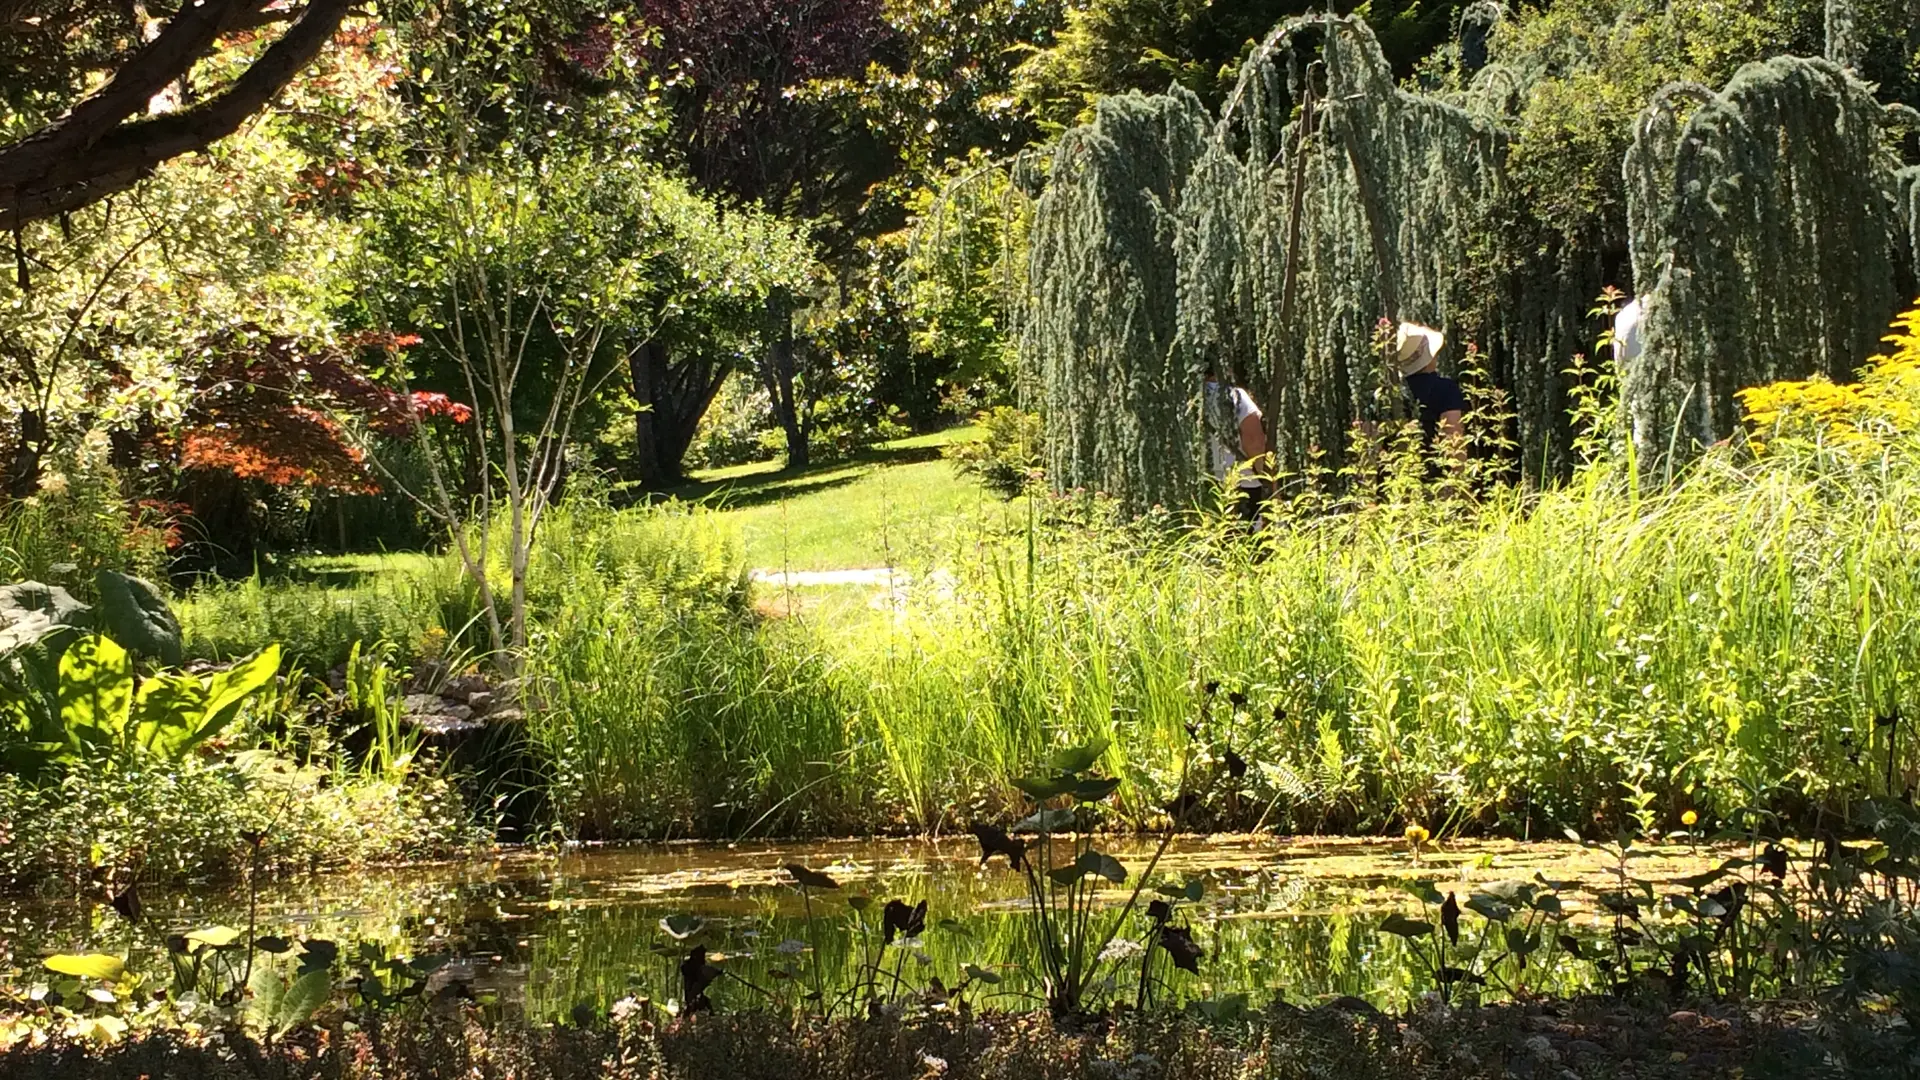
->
(1532, 893, 1563, 915)
(936, 918, 975, 939)
(1379, 914, 1432, 939)
(680, 946, 722, 1010)
(1047, 864, 1088, 886)
(1049, 738, 1109, 775)
(1506, 928, 1539, 956)
(967, 823, 1028, 870)
(1156, 925, 1203, 973)
(659, 914, 706, 940)
(1437, 966, 1485, 986)
(184, 926, 243, 950)
(846, 895, 873, 913)
(43, 954, 123, 980)
(1075, 850, 1127, 883)
(1223, 748, 1247, 779)
(1070, 776, 1122, 803)
(1441, 891, 1462, 943)
(253, 936, 293, 955)
(410, 954, 450, 975)
(1407, 880, 1444, 905)
(963, 963, 1002, 985)
(1012, 808, 1076, 834)
(1154, 877, 1204, 902)
(784, 864, 840, 890)
(1479, 880, 1535, 904)
(882, 899, 927, 945)
(1464, 892, 1512, 924)
(297, 939, 338, 975)
(1557, 934, 1583, 958)
(1012, 774, 1074, 800)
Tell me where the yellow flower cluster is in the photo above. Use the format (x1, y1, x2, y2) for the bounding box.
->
(1738, 302, 1920, 456)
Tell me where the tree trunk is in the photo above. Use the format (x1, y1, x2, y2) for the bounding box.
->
(762, 293, 808, 470)
(629, 341, 667, 486)
(630, 338, 734, 488)
(4, 409, 44, 500)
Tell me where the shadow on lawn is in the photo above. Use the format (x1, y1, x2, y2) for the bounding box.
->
(621, 442, 947, 512)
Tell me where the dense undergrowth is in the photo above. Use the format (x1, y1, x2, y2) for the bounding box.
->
(1, 998, 1914, 1080)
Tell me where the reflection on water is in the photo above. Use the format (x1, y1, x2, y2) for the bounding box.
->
(1, 836, 1727, 1018)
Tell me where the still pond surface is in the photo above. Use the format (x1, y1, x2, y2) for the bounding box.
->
(5, 836, 1727, 1018)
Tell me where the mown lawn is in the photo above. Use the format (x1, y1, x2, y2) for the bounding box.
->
(677, 426, 1014, 571)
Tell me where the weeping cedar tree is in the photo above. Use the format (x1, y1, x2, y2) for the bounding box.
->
(1623, 57, 1920, 476)
(1020, 11, 1920, 513)
(1025, 16, 1510, 512)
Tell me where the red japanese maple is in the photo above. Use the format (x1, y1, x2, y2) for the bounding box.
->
(171, 330, 467, 494)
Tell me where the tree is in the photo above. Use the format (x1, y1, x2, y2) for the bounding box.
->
(0, 0, 353, 229)
(1623, 57, 1914, 473)
(0, 117, 357, 502)
(1012, 0, 1465, 133)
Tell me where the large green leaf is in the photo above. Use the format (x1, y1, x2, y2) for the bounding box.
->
(94, 570, 182, 666)
(1012, 808, 1077, 834)
(1075, 850, 1127, 883)
(1049, 738, 1110, 775)
(132, 645, 280, 758)
(44, 954, 125, 980)
(269, 969, 333, 1035)
(1070, 776, 1122, 803)
(1378, 913, 1433, 939)
(1011, 773, 1074, 800)
(0, 582, 90, 631)
(57, 635, 132, 752)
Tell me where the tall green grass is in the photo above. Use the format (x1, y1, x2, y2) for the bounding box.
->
(177, 438, 1920, 841)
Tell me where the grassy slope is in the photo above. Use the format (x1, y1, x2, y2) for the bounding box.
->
(676, 426, 1007, 571)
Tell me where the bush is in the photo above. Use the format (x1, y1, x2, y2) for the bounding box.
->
(945, 407, 1041, 499)
(0, 439, 170, 592)
(687, 376, 780, 472)
(0, 750, 472, 889)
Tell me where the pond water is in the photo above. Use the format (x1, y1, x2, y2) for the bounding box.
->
(2, 835, 1728, 1018)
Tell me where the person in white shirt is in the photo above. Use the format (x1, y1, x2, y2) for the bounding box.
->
(1202, 366, 1269, 522)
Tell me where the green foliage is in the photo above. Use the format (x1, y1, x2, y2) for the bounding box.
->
(1623, 56, 1914, 473)
(1024, 87, 1211, 511)
(944, 407, 1042, 498)
(3, 635, 281, 783)
(91, 571, 183, 667)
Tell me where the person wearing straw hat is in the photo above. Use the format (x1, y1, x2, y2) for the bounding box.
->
(1395, 322, 1466, 455)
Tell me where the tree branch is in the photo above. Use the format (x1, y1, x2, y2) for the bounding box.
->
(0, 0, 349, 230)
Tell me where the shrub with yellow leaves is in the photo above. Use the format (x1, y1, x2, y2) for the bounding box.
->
(1738, 301, 1920, 456)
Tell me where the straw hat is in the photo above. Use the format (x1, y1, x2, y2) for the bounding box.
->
(1394, 322, 1445, 376)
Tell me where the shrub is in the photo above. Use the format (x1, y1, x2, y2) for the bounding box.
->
(0, 751, 471, 889)
(945, 407, 1041, 499)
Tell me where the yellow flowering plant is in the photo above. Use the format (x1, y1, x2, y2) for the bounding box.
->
(1737, 301, 1920, 457)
